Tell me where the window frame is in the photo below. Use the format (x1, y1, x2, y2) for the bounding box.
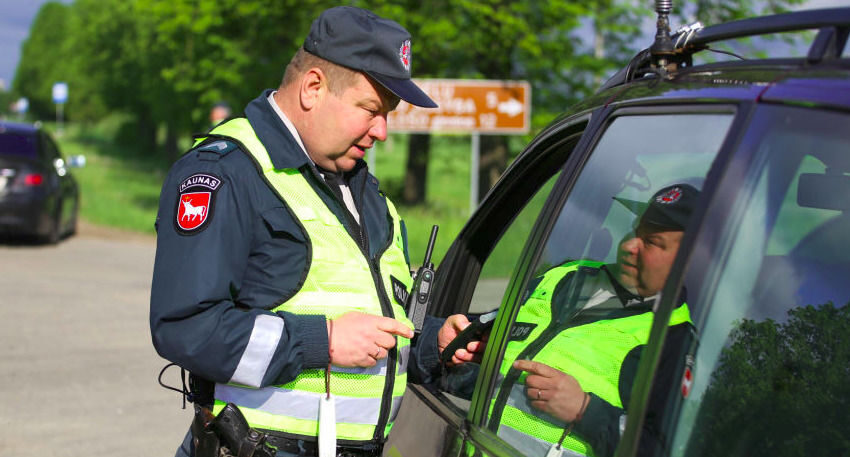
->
(461, 101, 748, 456)
(613, 101, 757, 457)
(628, 102, 850, 457)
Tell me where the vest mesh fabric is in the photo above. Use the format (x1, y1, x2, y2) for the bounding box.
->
(203, 119, 413, 442)
(492, 260, 691, 456)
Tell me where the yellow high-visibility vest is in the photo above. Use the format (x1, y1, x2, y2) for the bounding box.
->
(202, 118, 413, 443)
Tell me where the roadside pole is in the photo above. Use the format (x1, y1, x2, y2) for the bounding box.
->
(470, 133, 480, 214)
(52, 82, 68, 136)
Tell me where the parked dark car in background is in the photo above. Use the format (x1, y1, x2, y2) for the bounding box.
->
(385, 5, 850, 457)
(0, 121, 84, 243)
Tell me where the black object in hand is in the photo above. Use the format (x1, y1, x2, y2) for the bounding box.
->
(440, 310, 498, 364)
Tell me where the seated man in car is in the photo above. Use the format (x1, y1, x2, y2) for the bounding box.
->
(488, 183, 699, 457)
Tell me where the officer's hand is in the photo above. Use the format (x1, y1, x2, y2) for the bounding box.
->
(328, 311, 414, 368)
(438, 314, 487, 366)
(513, 359, 589, 423)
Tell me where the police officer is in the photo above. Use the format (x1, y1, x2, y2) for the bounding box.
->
(150, 6, 473, 457)
(489, 184, 699, 457)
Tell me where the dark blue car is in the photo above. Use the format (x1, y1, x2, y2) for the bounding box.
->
(0, 121, 83, 243)
(386, 6, 850, 457)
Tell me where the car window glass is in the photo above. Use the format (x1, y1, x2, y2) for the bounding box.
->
(42, 134, 61, 160)
(485, 112, 734, 457)
(428, 127, 584, 413)
(668, 106, 850, 457)
(0, 131, 38, 159)
(469, 174, 560, 314)
(438, 166, 567, 412)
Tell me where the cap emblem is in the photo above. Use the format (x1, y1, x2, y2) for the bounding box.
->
(399, 40, 411, 71)
(656, 187, 682, 204)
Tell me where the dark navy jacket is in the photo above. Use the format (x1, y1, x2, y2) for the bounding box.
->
(150, 90, 420, 389)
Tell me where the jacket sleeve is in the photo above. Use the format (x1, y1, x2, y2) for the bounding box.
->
(149, 148, 328, 389)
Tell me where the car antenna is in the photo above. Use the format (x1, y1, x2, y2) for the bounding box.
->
(650, 0, 676, 78)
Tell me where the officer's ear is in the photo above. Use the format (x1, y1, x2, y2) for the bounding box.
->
(300, 67, 327, 111)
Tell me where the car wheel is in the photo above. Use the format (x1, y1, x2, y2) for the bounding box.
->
(66, 206, 78, 237)
(43, 211, 61, 245)
(65, 212, 78, 238)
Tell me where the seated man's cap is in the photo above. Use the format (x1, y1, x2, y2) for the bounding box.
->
(304, 6, 438, 108)
(615, 183, 700, 231)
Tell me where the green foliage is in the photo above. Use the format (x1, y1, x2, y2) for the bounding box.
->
(14, 0, 812, 158)
(689, 303, 850, 456)
(685, 0, 807, 25)
(13, 2, 73, 120)
(55, 121, 167, 233)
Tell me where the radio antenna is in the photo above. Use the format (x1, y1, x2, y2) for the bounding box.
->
(650, 0, 676, 77)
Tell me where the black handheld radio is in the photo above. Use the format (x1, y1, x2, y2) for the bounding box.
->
(407, 225, 439, 334)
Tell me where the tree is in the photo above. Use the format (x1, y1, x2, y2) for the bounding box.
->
(13, 2, 73, 121)
(688, 303, 850, 456)
(64, 0, 331, 158)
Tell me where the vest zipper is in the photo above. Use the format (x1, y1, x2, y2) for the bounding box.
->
(336, 170, 398, 442)
(488, 268, 591, 429)
(365, 213, 399, 442)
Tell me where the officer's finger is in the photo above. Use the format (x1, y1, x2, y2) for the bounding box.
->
(451, 348, 475, 363)
(466, 340, 485, 354)
(375, 316, 414, 339)
(513, 359, 559, 378)
(446, 314, 471, 332)
(374, 331, 399, 349)
(523, 373, 554, 392)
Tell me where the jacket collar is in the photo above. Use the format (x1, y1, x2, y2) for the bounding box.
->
(244, 90, 371, 183)
(244, 89, 311, 171)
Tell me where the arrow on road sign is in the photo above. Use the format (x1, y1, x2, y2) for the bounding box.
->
(498, 98, 524, 117)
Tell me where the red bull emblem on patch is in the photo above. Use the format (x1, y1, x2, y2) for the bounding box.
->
(399, 40, 411, 72)
(178, 192, 210, 230)
(656, 187, 682, 204)
(175, 173, 221, 235)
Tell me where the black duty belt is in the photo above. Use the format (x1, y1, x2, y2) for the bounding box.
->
(263, 434, 382, 457)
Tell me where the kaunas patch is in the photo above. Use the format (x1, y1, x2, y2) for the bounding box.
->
(174, 173, 222, 235)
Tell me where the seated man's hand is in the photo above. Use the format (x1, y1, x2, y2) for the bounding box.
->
(438, 314, 487, 366)
(513, 359, 589, 423)
(328, 311, 414, 367)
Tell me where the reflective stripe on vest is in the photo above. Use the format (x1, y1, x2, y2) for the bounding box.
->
(493, 261, 691, 457)
(202, 118, 414, 442)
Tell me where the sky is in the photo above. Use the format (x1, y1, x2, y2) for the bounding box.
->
(0, 0, 846, 92)
(0, 0, 73, 91)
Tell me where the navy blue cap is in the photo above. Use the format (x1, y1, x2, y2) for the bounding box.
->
(614, 183, 700, 231)
(304, 6, 437, 108)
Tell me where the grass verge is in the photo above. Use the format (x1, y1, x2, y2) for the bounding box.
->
(54, 123, 481, 266)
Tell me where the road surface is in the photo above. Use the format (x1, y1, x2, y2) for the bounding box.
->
(0, 222, 191, 457)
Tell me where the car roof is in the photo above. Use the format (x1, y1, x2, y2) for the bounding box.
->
(588, 7, 850, 110)
(0, 121, 40, 136)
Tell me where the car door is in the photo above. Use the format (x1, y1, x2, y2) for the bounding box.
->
(622, 104, 850, 457)
(39, 131, 76, 232)
(385, 110, 595, 457)
(386, 104, 742, 457)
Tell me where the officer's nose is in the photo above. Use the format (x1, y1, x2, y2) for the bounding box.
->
(620, 236, 641, 256)
(370, 113, 388, 142)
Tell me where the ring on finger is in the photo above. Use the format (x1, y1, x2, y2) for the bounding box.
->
(536, 389, 542, 400)
(373, 348, 381, 359)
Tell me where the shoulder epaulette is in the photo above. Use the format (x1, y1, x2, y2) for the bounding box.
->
(190, 137, 240, 161)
